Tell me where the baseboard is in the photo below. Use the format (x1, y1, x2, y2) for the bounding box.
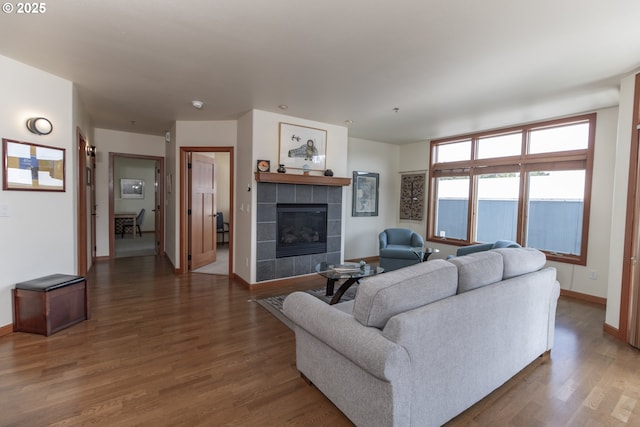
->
(603, 323, 621, 339)
(236, 274, 251, 289)
(0, 323, 13, 337)
(164, 254, 183, 274)
(560, 289, 606, 306)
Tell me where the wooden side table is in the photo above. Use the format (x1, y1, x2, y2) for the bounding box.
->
(13, 274, 88, 336)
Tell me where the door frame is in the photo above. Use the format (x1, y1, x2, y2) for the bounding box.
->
(619, 73, 640, 342)
(108, 152, 165, 258)
(76, 127, 94, 276)
(179, 146, 234, 277)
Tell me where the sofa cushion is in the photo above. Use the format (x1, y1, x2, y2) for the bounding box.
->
(492, 247, 546, 279)
(353, 259, 457, 328)
(448, 251, 504, 293)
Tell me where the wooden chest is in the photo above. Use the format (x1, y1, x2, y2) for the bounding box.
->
(13, 274, 88, 336)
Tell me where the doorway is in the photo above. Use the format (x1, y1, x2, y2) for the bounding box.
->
(109, 153, 164, 259)
(76, 128, 96, 276)
(179, 147, 234, 276)
(620, 72, 640, 347)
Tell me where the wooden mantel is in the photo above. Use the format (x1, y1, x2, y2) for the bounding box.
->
(254, 172, 351, 187)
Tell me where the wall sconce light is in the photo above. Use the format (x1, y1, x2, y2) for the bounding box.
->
(26, 117, 53, 135)
(88, 146, 97, 157)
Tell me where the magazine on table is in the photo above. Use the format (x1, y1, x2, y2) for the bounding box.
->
(330, 264, 361, 273)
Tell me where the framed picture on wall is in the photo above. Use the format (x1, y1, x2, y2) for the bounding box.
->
(120, 178, 144, 199)
(2, 138, 66, 191)
(278, 122, 327, 172)
(352, 171, 379, 216)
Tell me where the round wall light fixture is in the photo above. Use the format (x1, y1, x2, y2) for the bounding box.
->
(26, 117, 53, 135)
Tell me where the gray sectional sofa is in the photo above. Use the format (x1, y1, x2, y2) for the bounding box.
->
(282, 248, 560, 427)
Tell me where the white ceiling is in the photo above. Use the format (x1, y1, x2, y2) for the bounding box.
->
(1, 0, 639, 144)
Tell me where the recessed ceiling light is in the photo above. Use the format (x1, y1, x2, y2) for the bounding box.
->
(278, 104, 288, 110)
(393, 107, 400, 113)
(192, 100, 204, 109)
(344, 120, 353, 125)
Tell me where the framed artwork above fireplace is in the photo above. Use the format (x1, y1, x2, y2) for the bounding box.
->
(279, 122, 327, 172)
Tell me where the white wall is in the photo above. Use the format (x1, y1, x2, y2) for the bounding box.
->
(0, 55, 74, 328)
(235, 111, 253, 281)
(605, 73, 637, 329)
(344, 137, 399, 260)
(93, 129, 165, 257)
(397, 141, 430, 238)
(397, 107, 620, 303)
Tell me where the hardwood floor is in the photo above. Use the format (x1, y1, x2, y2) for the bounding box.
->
(0, 255, 639, 426)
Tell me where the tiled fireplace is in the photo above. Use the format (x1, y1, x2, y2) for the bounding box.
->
(256, 182, 343, 282)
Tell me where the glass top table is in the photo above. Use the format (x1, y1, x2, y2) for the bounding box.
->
(394, 247, 441, 262)
(423, 247, 440, 261)
(315, 262, 384, 305)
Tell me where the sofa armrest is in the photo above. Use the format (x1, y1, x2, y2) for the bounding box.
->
(456, 242, 494, 256)
(379, 231, 388, 250)
(547, 280, 561, 349)
(283, 291, 409, 382)
(411, 233, 425, 247)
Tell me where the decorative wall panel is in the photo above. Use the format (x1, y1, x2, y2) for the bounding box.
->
(399, 173, 425, 220)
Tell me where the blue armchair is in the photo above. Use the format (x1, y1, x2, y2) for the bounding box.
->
(378, 228, 425, 272)
(454, 240, 521, 257)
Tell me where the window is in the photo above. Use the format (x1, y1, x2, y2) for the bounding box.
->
(435, 176, 469, 240)
(428, 114, 595, 265)
(528, 122, 590, 154)
(435, 139, 471, 163)
(476, 172, 520, 243)
(477, 132, 521, 159)
(526, 169, 585, 255)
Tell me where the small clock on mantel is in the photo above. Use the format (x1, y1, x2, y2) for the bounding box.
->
(256, 159, 270, 172)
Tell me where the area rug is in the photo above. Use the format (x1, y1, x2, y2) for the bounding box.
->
(255, 286, 358, 330)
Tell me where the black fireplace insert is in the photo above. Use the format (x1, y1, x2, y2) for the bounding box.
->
(276, 203, 328, 258)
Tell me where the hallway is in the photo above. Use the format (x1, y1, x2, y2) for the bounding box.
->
(114, 233, 156, 258)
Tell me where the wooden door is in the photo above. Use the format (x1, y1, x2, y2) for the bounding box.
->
(621, 73, 640, 346)
(77, 131, 91, 275)
(628, 131, 640, 348)
(189, 153, 217, 269)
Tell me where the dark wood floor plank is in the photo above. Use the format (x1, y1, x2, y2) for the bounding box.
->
(1, 256, 640, 426)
